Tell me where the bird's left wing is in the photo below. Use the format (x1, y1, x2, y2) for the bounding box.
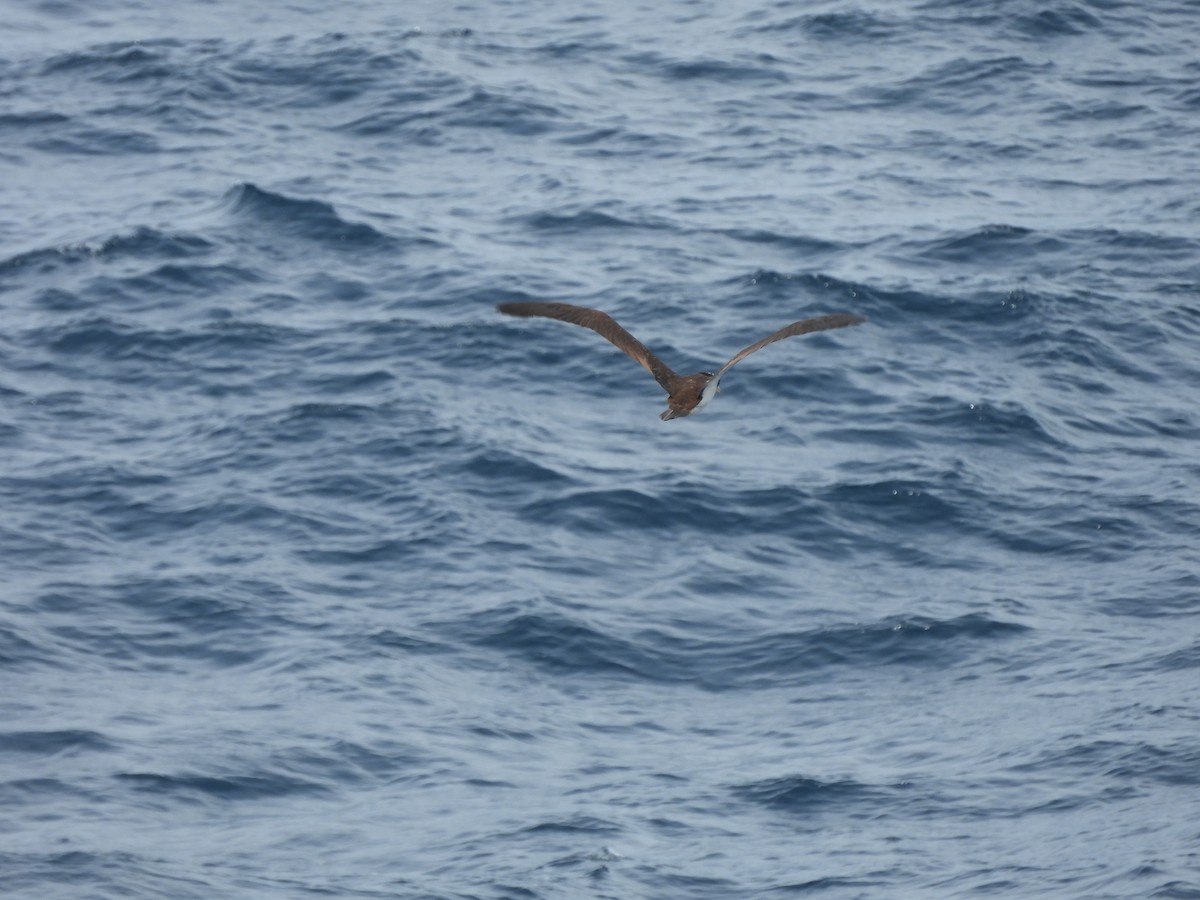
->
(498, 302, 679, 393)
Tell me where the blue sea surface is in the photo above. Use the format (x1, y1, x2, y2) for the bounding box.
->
(3, 0, 1200, 897)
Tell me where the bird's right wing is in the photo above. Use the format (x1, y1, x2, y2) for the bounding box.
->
(715, 313, 866, 379)
(498, 302, 678, 393)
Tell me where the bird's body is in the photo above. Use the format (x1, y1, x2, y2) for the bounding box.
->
(497, 301, 865, 420)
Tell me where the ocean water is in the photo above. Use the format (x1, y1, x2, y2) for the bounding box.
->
(2, 0, 1199, 896)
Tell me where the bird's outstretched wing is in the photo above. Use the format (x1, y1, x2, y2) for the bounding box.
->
(497, 302, 679, 393)
(715, 313, 866, 379)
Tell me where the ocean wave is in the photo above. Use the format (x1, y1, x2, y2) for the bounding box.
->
(116, 770, 328, 801)
(733, 773, 896, 813)
(459, 606, 1027, 689)
(747, 11, 901, 42)
(625, 50, 791, 85)
(0, 226, 216, 279)
(221, 183, 404, 251)
(0, 729, 117, 756)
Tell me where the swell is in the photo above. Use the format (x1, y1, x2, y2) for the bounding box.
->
(455, 605, 1028, 690)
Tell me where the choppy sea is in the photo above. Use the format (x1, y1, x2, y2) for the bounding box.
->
(3, 1, 1200, 897)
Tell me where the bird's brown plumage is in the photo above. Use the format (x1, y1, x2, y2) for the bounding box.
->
(714, 313, 867, 379)
(497, 301, 865, 420)
(497, 301, 680, 392)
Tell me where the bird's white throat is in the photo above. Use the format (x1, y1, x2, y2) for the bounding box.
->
(696, 375, 721, 411)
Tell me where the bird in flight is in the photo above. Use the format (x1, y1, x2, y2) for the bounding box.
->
(497, 302, 865, 420)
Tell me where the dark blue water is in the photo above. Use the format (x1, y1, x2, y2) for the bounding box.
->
(3, 1, 1200, 897)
